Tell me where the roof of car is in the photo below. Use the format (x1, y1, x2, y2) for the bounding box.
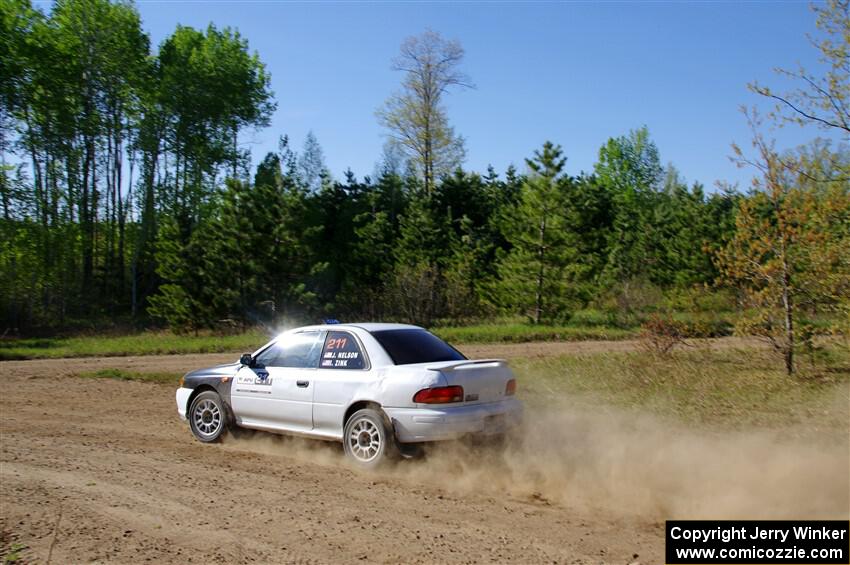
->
(287, 322, 424, 334)
(346, 323, 423, 332)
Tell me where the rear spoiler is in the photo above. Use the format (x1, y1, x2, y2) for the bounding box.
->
(427, 359, 507, 372)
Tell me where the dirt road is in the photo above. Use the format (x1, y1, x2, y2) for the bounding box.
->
(1, 338, 845, 564)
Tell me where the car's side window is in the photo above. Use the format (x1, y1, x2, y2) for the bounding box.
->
(257, 331, 324, 369)
(320, 331, 366, 370)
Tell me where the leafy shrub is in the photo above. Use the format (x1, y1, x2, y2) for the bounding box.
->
(639, 314, 688, 355)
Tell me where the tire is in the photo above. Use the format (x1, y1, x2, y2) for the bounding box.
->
(188, 390, 227, 443)
(343, 408, 397, 468)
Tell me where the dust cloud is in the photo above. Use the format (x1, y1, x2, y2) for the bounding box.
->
(222, 403, 850, 520)
(400, 404, 849, 519)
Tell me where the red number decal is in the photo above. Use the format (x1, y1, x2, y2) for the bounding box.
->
(327, 337, 348, 350)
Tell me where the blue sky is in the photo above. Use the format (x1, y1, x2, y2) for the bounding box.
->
(132, 0, 826, 190)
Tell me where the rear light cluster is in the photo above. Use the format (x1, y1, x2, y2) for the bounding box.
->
(412, 380, 517, 404)
(413, 385, 464, 404)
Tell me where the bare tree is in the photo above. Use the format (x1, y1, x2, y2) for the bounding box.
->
(377, 30, 473, 193)
(750, 0, 849, 141)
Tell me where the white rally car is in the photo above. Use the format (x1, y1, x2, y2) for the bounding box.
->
(176, 323, 522, 466)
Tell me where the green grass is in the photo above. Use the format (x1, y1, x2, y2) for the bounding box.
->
(0, 330, 268, 360)
(513, 345, 850, 433)
(0, 532, 27, 565)
(76, 368, 182, 384)
(433, 323, 635, 344)
(0, 324, 638, 360)
(2, 543, 26, 564)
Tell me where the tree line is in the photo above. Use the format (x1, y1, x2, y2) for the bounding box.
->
(1, 0, 848, 376)
(1, 0, 273, 328)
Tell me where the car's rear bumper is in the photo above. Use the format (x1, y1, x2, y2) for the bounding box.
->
(176, 387, 192, 421)
(385, 398, 523, 443)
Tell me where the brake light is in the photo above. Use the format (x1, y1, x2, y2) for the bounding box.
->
(505, 379, 516, 396)
(413, 386, 464, 404)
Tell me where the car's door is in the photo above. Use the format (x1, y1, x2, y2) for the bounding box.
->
(232, 330, 325, 432)
(312, 330, 372, 438)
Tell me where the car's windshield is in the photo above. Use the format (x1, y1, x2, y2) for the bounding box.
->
(371, 329, 466, 365)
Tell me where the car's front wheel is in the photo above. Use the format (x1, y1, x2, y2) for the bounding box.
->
(189, 390, 227, 443)
(343, 408, 396, 468)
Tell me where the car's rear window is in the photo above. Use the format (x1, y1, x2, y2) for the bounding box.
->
(371, 329, 466, 365)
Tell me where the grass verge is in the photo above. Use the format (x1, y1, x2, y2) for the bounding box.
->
(0, 330, 268, 361)
(1, 324, 638, 360)
(513, 345, 850, 433)
(75, 368, 182, 384)
(433, 324, 635, 344)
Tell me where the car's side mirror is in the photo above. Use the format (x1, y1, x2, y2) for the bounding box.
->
(239, 353, 253, 367)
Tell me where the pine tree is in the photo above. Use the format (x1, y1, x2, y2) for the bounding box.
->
(491, 142, 580, 324)
(298, 131, 327, 192)
(595, 126, 664, 287)
(147, 213, 221, 332)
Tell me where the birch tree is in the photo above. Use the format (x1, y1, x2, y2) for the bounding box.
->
(377, 30, 472, 193)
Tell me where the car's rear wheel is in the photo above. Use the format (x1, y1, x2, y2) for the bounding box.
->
(343, 408, 396, 468)
(189, 391, 227, 443)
